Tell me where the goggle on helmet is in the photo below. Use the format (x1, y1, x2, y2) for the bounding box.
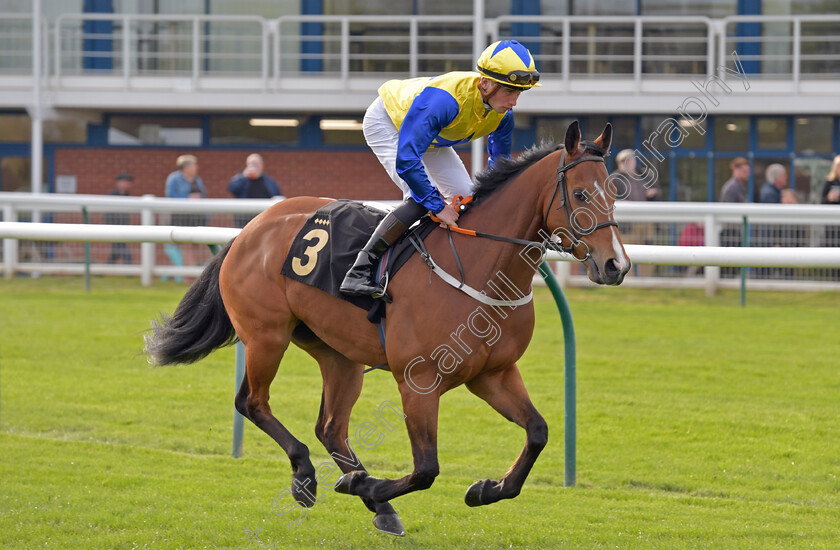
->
(476, 40, 541, 89)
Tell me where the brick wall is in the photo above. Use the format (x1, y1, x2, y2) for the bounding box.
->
(53, 147, 473, 201)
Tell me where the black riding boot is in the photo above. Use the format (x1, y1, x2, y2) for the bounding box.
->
(340, 199, 426, 300)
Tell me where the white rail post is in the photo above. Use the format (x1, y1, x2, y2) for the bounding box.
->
(633, 18, 643, 92)
(123, 15, 131, 87)
(2, 205, 18, 279)
(192, 17, 201, 84)
(140, 195, 155, 286)
(704, 213, 720, 296)
(471, 0, 486, 178)
(409, 18, 418, 78)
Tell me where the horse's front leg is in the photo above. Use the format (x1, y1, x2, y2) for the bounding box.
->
(462, 364, 548, 506)
(334, 385, 440, 506)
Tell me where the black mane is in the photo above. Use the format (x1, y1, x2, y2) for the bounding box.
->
(471, 140, 607, 204)
(471, 141, 560, 204)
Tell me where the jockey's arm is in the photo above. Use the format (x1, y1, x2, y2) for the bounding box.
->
(395, 88, 459, 214)
(486, 110, 514, 170)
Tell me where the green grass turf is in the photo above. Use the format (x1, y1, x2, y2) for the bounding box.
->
(1, 277, 839, 549)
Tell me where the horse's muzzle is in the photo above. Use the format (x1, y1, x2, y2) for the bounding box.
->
(603, 257, 629, 285)
(586, 256, 629, 286)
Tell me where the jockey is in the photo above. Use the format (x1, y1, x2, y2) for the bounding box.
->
(340, 39, 541, 300)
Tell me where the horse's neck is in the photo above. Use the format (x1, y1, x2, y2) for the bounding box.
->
(461, 156, 554, 292)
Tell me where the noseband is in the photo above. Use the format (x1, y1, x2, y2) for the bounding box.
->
(544, 142, 618, 260)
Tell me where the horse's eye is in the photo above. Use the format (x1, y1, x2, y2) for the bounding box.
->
(572, 189, 587, 202)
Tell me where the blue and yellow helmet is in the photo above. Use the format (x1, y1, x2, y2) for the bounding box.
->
(476, 40, 541, 89)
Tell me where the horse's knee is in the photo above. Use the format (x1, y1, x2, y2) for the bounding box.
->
(412, 465, 439, 490)
(527, 418, 548, 453)
(244, 398, 263, 420)
(235, 393, 249, 418)
(288, 443, 311, 467)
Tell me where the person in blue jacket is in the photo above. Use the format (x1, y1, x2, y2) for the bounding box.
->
(227, 153, 282, 227)
(340, 40, 541, 300)
(164, 154, 207, 279)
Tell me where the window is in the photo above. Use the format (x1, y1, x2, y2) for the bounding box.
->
(535, 116, 582, 145)
(44, 119, 87, 143)
(794, 116, 832, 154)
(714, 116, 749, 152)
(610, 116, 637, 153)
(210, 117, 299, 146)
(757, 117, 787, 150)
(320, 118, 367, 146)
(675, 156, 709, 202)
(108, 116, 202, 146)
(0, 113, 31, 142)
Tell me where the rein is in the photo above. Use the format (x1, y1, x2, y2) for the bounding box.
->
(410, 146, 615, 307)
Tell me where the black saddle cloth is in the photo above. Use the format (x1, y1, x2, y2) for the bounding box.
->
(279, 199, 435, 315)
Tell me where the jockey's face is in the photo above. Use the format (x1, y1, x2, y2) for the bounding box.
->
(479, 78, 523, 114)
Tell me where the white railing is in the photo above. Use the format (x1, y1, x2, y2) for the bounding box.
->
(3, 13, 840, 87)
(53, 13, 270, 85)
(273, 15, 475, 82)
(1, 193, 839, 292)
(719, 15, 840, 87)
(492, 15, 715, 90)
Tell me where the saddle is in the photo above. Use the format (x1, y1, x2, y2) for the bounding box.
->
(279, 200, 436, 320)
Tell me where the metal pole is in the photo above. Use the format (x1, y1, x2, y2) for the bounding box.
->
(538, 261, 576, 487)
(232, 340, 246, 458)
(31, 0, 44, 210)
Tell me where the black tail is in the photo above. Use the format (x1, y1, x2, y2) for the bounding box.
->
(144, 240, 238, 366)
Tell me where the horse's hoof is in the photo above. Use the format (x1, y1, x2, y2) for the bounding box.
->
(334, 470, 369, 496)
(373, 513, 405, 536)
(291, 475, 318, 508)
(464, 479, 494, 507)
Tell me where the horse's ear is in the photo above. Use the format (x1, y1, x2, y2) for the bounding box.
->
(564, 120, 581, 153)
(595, 122, 613, 155)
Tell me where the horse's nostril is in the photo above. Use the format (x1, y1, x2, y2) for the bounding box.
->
(605, 258, 621, 278)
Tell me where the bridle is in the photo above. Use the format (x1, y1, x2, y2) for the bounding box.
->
(543, 141, 618, 261)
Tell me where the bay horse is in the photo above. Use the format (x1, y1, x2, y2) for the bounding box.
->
(145, 121, 630, 536)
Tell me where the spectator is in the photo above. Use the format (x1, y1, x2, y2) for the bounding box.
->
(227, 153, 282, 228)
(758, 163, 788, 204)
(720, 157, 750, 203)
(614, 149, 659, 277)
(719, 157, 750, 277)
(164, 154, 207, 281)
(104, 172, 133, 265)
(821, 154, 840, 207)
(678, 222, 704, 247)
(768, 188, 804, 279)
(677, 222, 704, 277)
(781, 188, 798, 205)
(755, 163, 788, 277)
(820, 154, 840, 279)
(615, 149, 659, 202)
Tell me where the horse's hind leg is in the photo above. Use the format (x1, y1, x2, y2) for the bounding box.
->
(234, 330, 318, 507)
(294, 329, 404, 536)
(462, 363, 548, 506)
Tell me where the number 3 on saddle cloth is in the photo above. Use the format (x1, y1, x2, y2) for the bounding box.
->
(279, 199, 436, 324)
